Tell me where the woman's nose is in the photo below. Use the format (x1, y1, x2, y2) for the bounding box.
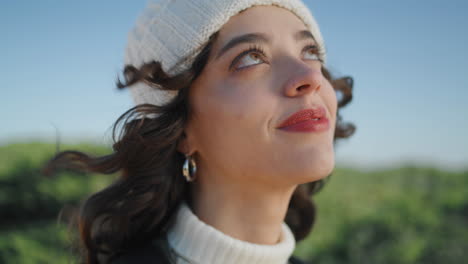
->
(282, 62, 322, 98)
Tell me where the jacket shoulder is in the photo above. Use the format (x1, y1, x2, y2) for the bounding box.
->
(289, 255, 310, 264)
(110, 236, 174, 264)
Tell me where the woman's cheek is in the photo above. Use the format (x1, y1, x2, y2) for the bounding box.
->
(324, 80, 338, 117)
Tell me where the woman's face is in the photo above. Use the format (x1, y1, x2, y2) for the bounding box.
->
(183, 5, 337, 188)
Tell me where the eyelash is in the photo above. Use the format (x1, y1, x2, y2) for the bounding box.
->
(303, 45, 323, 61)
(229, 44, 266, 71)
(229, 44, 323, 72)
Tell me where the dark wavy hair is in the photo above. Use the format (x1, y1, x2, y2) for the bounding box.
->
(44, 31, 355, 264)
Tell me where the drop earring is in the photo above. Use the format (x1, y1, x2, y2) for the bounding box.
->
(182, 154, 197, 182)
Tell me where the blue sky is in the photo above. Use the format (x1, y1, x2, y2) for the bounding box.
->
(2, 0, 467, 169)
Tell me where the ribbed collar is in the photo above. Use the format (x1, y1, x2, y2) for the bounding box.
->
(167, 202, 296, 264)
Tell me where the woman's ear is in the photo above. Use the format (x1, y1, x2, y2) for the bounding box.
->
(177, 131, 196, 155)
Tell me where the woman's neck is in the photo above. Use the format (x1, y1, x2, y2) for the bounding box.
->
(189, 179, 297, 245)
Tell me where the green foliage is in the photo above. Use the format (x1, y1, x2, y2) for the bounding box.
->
(0, 142, 115, 264)
(295, 167, 468, 264)
(0, 222, 71, 264)
(1, 142, 467, 263)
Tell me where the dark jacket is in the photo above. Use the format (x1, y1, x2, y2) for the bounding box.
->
(111, 235, 309, 264)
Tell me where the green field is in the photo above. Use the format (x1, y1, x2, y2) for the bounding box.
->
(1, 142, 467, 264)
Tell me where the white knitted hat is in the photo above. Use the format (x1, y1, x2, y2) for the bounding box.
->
(124, 0, 326, 107)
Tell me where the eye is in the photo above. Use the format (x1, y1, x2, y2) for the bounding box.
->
(236, 52, 264, 69)
(303, 45, 322, 61)
(230, 45, 267, 71)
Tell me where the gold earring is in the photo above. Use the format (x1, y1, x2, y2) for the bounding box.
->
(182, 154, 197, 182)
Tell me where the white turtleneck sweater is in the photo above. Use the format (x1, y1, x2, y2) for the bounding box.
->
(167, 202, 296, 264)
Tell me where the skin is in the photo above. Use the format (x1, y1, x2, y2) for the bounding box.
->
(177, 5, 337, 245)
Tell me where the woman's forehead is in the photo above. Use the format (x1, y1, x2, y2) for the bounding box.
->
(214, 5, 309, 48)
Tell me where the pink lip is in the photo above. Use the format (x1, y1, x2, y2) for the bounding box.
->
(277, 107, 329, 133)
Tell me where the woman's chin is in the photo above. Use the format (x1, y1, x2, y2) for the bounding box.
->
(291, 155, 335, 184)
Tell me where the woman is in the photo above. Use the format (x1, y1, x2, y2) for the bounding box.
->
(46, 0, 355, 263)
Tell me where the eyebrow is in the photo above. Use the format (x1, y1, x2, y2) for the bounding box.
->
(294, 30, 316, 42)
(215, 33, 268, 60)
(215, 30, 316, 60)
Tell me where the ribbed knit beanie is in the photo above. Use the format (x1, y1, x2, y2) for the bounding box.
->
(124, 0, 325, 107)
